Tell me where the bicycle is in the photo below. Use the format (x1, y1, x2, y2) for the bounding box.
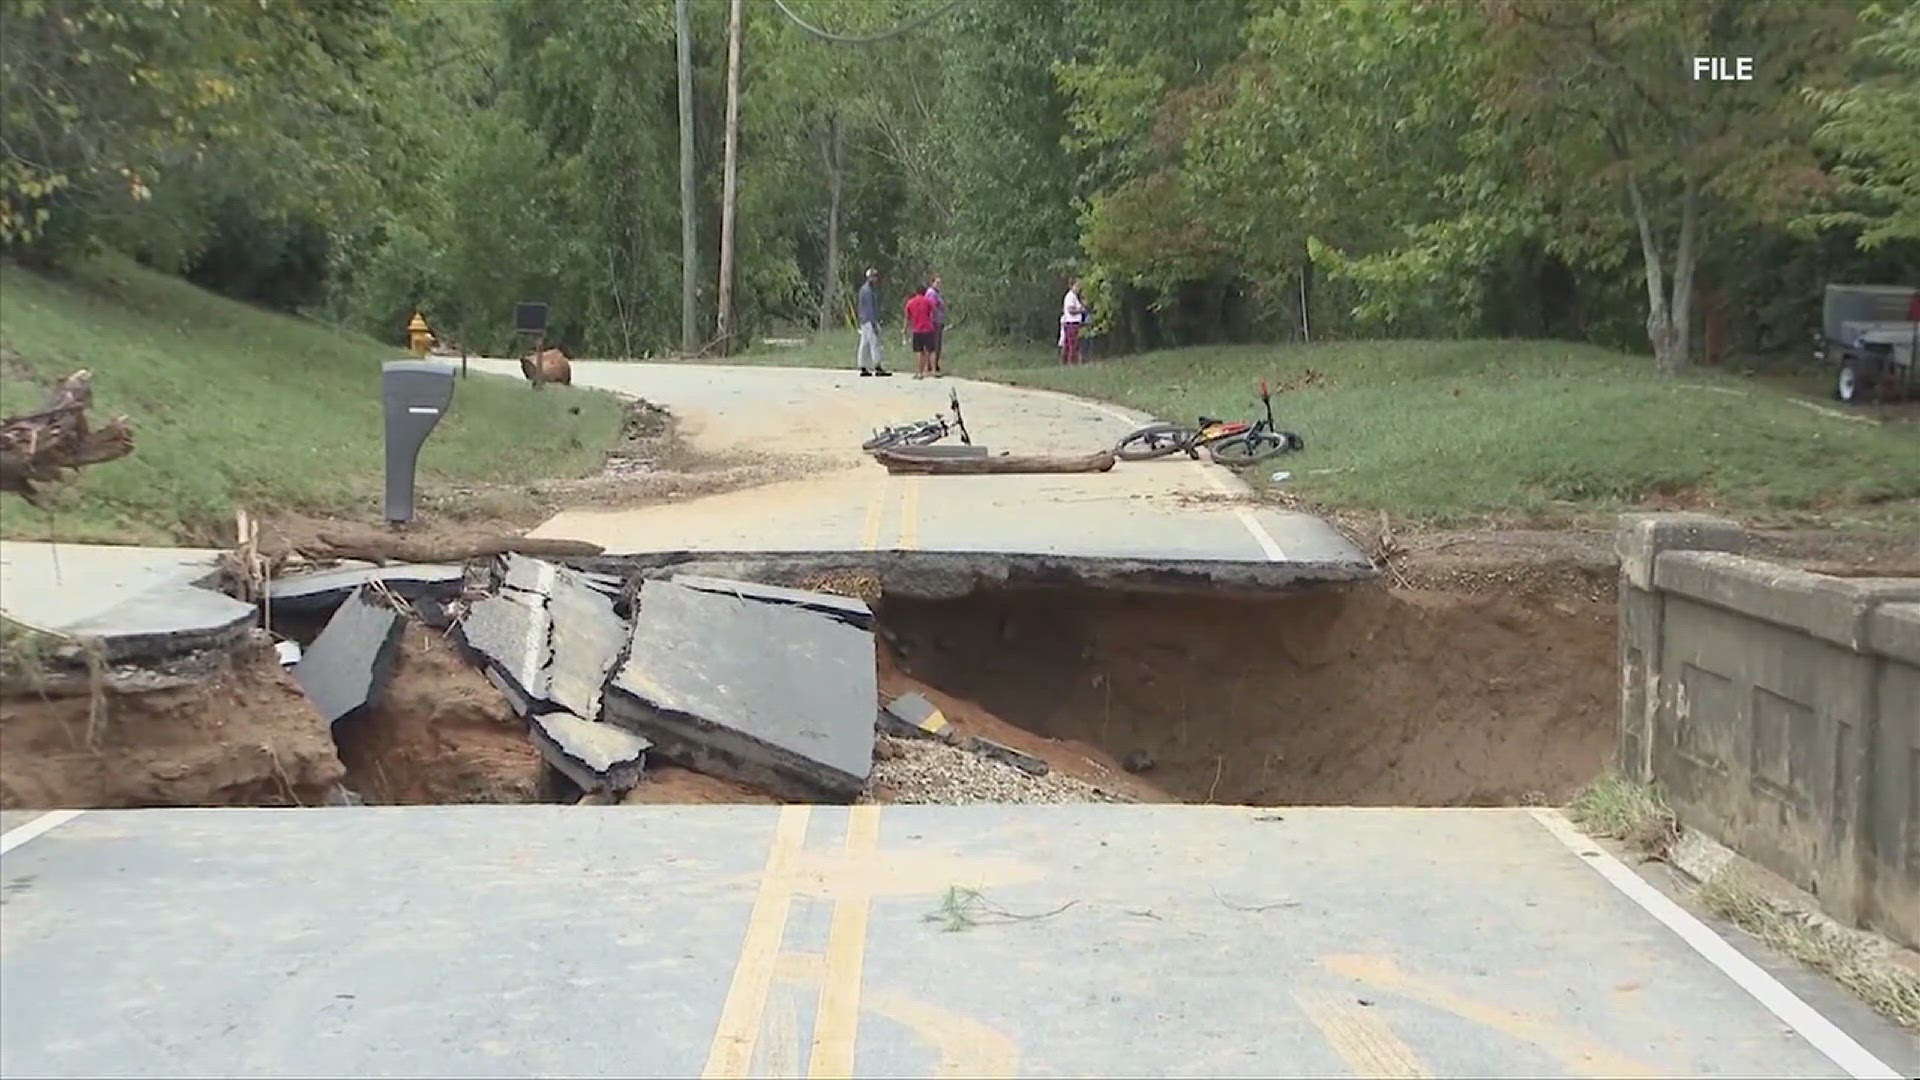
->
(1113, 379, 1304, 465)
(861, 389, 972, 451)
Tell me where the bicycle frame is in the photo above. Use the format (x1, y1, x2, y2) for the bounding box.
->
(1193, 382, 1273, 446)
(864, 391, 971, 450)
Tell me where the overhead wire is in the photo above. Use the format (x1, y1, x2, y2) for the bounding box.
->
(767, 0, 967, 44)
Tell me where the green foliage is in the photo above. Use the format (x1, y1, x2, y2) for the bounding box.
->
(4, 0, 1915, 367)
(0, 0, 408, 263)
(1806, 1, 1920, 248)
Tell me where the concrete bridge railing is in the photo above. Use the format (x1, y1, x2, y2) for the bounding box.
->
(1617, 514, 1920, 949)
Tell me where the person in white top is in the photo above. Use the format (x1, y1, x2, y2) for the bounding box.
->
(1059, 277, 1086, 365)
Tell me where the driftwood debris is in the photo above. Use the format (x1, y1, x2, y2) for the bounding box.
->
(310, 532, 604, 565)
(0, 369, 135, 506)
(872, 448, 1116, 475)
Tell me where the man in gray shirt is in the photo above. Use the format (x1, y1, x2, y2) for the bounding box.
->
(854, 268, 892, 377)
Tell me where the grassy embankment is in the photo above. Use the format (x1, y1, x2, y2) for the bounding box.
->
(736, 327, 1918, 530)
(0, 258, 623, 544)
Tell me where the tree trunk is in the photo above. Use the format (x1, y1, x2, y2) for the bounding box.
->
(1665, 175, 1700, 375)
(818, 114, 843, 331)
(1625, 169, 1682, 374)
(675, 0, 698, 356)
(715, 0, 744, 356)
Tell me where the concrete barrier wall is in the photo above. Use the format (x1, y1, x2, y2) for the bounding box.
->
(1617, 514, 1920, 948)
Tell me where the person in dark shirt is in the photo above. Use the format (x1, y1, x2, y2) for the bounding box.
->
(904, 286, 938, 379)
(853, 268, 892, 377)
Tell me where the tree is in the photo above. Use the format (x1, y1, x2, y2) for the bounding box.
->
(1480, 0, 1859, 373)
(1805, 0, 1920, 249)
(0, 0, 405, 263)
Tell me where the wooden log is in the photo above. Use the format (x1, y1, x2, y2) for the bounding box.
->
(311, 532, 604, 565)
(872, 448, 1116, 475)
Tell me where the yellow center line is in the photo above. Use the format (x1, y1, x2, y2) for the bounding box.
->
(1293, 989, 1432, 1079)
(807, 805, 882, 1078)
(859, 475, 892, 551)
(702, 805, 812, 1079)
(897, 475, 921, 551)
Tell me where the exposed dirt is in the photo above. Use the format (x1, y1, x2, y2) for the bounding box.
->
(330, 623, 543, 804)
(614, 764, 779, 805)
(1335, 522, 1920, 591)
(0, 632, 344, 809)
(876, 654, 1173, 803)
(875, 578, 1618, 807)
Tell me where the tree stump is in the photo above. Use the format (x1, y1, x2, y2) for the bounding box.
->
(0, 370, 135, 506)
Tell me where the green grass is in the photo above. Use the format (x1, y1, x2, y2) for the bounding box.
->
(1568, 775, 1681, 858)
(0, 257, 624, 544)
(737, 330, 1919, 528)
(1698, 867, 1920, 1030)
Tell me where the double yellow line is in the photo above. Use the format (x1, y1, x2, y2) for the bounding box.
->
(702, 805, 884, 1079)
(858, 475, 921, 551)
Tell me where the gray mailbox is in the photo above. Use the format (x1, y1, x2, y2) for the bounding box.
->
(382, 360, 456, 525)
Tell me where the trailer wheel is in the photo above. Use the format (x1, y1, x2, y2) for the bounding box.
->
(1835, 360, 1873, 404)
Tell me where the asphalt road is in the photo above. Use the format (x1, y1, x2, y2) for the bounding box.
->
(475, 361, 1369, 571)
(2, 805, 1910, 1078)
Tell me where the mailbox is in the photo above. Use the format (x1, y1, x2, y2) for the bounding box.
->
(382, 360, 456, 525)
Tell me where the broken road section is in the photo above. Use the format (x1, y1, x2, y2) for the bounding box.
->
(292, 587, 403, 724)
(604, 576, 875, 801)
(530, 711, 650, 795)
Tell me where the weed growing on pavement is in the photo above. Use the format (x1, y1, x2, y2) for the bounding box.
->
(1568, 775, 1681, 858)
(923, 886, 1077, 932)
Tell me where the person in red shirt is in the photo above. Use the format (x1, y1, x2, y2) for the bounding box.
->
(904, 286, 939, 379)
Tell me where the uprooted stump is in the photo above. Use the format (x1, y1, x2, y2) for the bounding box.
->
(0, 369, 135, 506)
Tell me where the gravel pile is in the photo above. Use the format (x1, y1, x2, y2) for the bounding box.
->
(862, 735, 1129, 804)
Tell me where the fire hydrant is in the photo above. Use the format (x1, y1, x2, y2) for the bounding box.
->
(407, 311, 433, 357)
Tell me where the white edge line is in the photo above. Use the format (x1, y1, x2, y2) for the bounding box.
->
(1233, 507, 1288, 562)
(1529, 809, 1900, 1080)
(1193, 458, 1289, 562)
(0, 809, 84, 857)
(1054, 382, 1294, 564)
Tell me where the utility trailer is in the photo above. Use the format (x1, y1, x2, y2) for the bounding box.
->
(1819, 283, 1918, 404)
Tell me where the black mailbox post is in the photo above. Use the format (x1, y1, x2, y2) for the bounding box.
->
(382, 360, 456, 525)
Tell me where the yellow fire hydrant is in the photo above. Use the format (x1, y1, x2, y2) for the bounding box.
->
(407, 311, 433, 357)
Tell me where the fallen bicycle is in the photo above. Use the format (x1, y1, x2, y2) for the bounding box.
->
(861, 389, 971, 451)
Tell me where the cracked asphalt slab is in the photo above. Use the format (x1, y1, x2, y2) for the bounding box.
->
(2, 805, 1910, 1078)
(472, 361, 1369, 572)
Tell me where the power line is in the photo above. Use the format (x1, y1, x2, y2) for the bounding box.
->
(768, 0, 966, 44)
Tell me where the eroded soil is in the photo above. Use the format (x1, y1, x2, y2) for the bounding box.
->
(0, 632, 343, 809)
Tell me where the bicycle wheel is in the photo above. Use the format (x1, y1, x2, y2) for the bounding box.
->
(1207, 430, 1290, 466)
(1115, 423, 1197, 461)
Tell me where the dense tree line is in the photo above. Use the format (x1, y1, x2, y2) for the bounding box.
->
(3, 0, 1915, 367)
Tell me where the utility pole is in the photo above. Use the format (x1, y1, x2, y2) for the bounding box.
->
(675, 0, 697, 356)
(715, 0, 744, 356)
